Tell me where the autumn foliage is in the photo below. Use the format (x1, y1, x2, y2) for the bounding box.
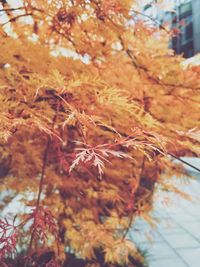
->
(0, 0, 200, 266)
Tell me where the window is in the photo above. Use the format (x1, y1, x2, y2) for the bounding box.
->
(179, 2, 192, 19)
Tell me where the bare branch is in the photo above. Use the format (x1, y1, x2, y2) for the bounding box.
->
(0, 7, 25, 12)
(169, 153, 200, 173)
(131, 9, 170, 34)
(1, 13, 33, 26)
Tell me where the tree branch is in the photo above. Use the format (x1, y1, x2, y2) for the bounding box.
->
(27, 136, 51, 254)
(28, 103, 60, 254)
(131, 9, 170, 34)
(0, 7, 25, 12)
(169, 153, 200, 173)
(1, 13, 33, 26)
(98, 124, 200, 174)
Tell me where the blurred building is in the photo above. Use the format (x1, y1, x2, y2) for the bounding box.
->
(170, 0, 200, 58)
(143, 0, 200, 58)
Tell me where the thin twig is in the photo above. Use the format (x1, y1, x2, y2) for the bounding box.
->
(0, 7, 25, 12)
(97, 121, 200, 174)
(28, 103, 60, 254)
(27, 136, 51, 253)
(131, 9, 170, 34)
(169, 153, 200, 173)
(122, 157, 146, 240)
(1, 13, 32, 26)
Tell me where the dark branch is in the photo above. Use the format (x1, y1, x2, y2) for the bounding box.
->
(169, 153, 200, 173)
(1, 13, 33, 26)
(27, 136, 51, 253)
(0, 7, 25, 12)
(98, 124, 200, 174)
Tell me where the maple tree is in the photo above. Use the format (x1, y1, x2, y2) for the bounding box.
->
(0, 0, 200, 266)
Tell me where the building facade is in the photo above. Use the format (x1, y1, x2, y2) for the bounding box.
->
(143, 0, 200, 58)
(192, 0, 200, 55)
(171, 0, 200, 58)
